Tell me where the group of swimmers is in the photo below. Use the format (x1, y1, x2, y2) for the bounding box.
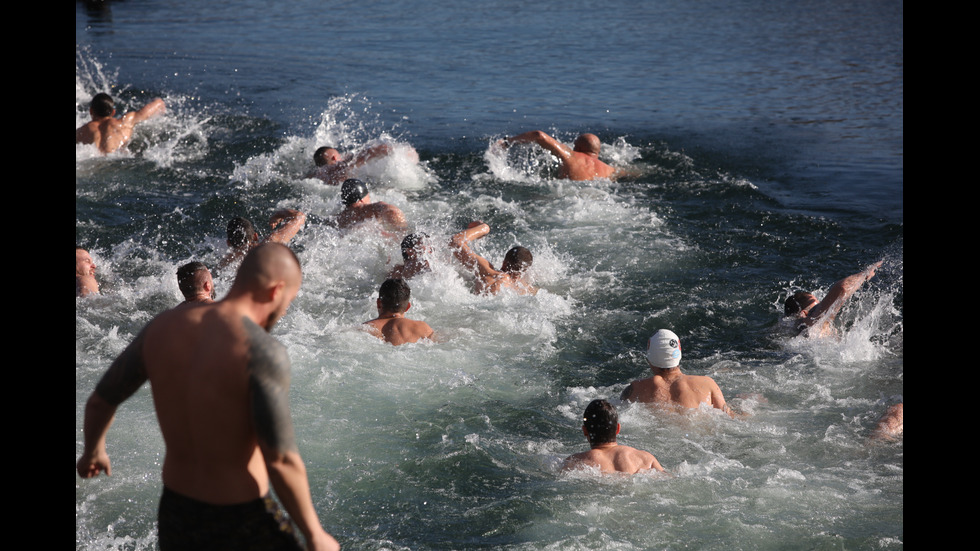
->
(77, 93, 900, 550)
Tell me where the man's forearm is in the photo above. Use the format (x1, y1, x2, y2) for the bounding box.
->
(266, 451, 329, 543)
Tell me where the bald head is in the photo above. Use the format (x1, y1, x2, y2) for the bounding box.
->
(573, 133, 602, 155)
(232, 242, 302, 294)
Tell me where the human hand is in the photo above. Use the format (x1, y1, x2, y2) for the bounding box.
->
(77, 448, 112, 478)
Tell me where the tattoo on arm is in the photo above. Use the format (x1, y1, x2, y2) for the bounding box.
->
(244, 318, 298, 455)
(94, 330, 149, 406)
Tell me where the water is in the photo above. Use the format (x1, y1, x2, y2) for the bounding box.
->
(76, 0, 903, 549)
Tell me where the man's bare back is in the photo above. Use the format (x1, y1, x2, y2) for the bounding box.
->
(76, 95, 165, 155)
(364, 316, 434, 346)
(563, 443, 664, 475)
(621, 329, 732, 416)
(621, 371, 729, 413)
(562, 399, 665, 475)
(363, 278, 434, 345)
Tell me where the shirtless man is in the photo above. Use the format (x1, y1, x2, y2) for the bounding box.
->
(335, 178, 408, 234)
(76, 93, 166, 155)
(784, 260, 883, 338)
(76, 247, 99, 297)
(175, 261, 215, 305)
(497, 131, 617, 181)
(219, 208, 307, 272)
(387, 233, 431, 280)
(449, 222, 536, 296)
(309, 143, 418, 186)
(363, 278, 435, 346)
(621, 329, 733, 417)
(76, 243, 339, 551)
(562, 399, 665, 474)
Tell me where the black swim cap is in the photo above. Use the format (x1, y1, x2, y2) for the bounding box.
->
(341, 178, 369, 206)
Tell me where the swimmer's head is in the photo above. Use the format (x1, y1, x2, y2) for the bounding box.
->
(501, 246, 532, 274)
(227, 217, 258, 249)
(583, 399, 619, 445)
(341, 178, 370, 206)
(90, 93, 115, 118)
(176, 261, 212, 300)
(76, 246, 96, 277)
(401, 233, 430, 260)
(378, 278, 411, 313)
(313, 146, 342, 167)
(573, 133, 601, 155)
(646, 329, 681, 369)
(785, 292, 819, 317)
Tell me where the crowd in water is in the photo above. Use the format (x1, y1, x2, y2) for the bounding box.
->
(77, 92, 901, 551)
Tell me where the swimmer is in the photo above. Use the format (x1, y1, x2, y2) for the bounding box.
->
(869, 402, 903, 442)
(496, 131, 618, 181)
(76, 93, 166, 155)
(784, 260, 883, 338)
(175, 261, 215, 305)
(335, 178, 408, 235)
(76, 246, 99, 297)
(561, 399, 665, 474)
(387, 233, 432, 280)
(308, 143, 418, 186)
(449, 221, 536, 296)
(363, 278, 435, 346)
(219, 208, 307, 272)
(621, 329, 733, 417)
(76, 243, 340, 551)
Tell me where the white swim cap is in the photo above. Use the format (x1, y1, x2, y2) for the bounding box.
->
(646, 329, 681, 368)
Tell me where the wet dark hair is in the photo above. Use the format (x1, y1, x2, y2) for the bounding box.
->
(583, 399, 618, 445)
(502, 246, 532, 274)
(784, 291, 817, 317)
(378, 278, 411, 312)
(400, 232, 429, 260)
(313, 146, 335, 167)
(90, 93, 115, 118)
(227, 217, 256, 248)
(176, 261, 209, 299)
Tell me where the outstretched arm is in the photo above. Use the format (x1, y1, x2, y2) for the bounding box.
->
(122, 98, 166, 126)
(77, 329, 150, 478)
(244, 319, 338, 551)
(266, 209, 307, 244)
(808, 260, 883, 322)
(501, 131, 573, 163)
(350, 143, 393, 168)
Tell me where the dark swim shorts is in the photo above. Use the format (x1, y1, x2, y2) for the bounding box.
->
(158, 486, 303, 551)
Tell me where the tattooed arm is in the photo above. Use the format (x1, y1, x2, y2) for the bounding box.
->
(244, 318, 339, 551)
(77, 329, 149, 478)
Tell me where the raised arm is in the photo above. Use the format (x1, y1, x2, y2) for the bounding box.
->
(502, 131, 573, 163)
(808, 260, 882, 322)
(122, 98, 166, 126)
(266, 209, 307, 245)
(449, 222, 496, 276)
(77, 330, 150, 478)
(350, 143, 393, 168)
(244, 319, 338, 551)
